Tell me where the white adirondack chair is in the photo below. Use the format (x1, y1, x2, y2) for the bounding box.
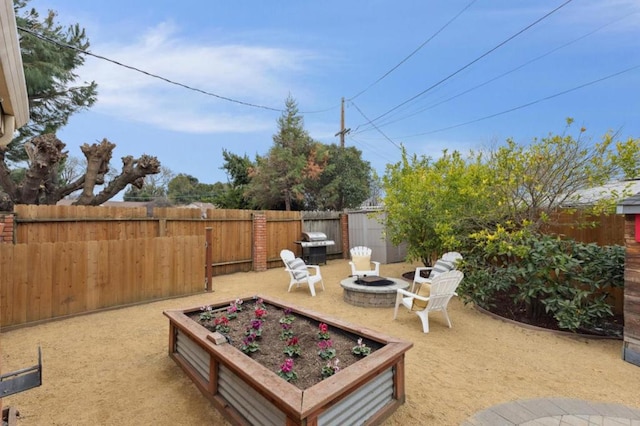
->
(393, 270, 464, 333)
(280, 249, 324, 297)
(412, 251, 463, 293)
(349, 246, 380, 277)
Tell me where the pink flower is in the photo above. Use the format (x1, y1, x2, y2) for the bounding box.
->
(319, 323, 328, 334)
(280, 358, 294, 373)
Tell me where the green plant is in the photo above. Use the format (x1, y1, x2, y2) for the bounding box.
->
(280, 322, 294, 340)
(317, 339, 336, 360)
(283, 337, 301, 357)
(351, 338, 371, 356)
(241, 333, 260, 355)
(199, 305, 214, 321)
(277, 358, 298, 382)
(321, 359, 340, 379)
(214, 316, 230, 333)
(458, 224, 624, 332)
(317, 323, 331, 340)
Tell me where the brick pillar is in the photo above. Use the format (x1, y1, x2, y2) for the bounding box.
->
(340, 213, 350, 259)
(253, 212, 267, 272)
(623, 214, 640, 367)
(0, 214, 14, 243)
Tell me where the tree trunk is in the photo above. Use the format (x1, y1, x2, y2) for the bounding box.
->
(0, 135, 161, 208)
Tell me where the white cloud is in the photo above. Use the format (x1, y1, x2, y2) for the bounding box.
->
(77, 22, 319, 134)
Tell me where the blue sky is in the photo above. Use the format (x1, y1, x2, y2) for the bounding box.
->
(24, 0, 640, 189)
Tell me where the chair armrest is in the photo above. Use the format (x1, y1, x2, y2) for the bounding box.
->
(371, 261, 381, 267)
(306, 265, 321, 274)
(396, 288, 430, 302)
(414, 266, 434, 284)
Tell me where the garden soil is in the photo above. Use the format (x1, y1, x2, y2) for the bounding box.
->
(2, 260, 639, 425)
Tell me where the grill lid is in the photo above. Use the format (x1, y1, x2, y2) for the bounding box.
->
(301, 231, 327, 241)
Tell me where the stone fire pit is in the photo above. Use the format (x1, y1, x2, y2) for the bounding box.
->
(340, 277, 409, 308)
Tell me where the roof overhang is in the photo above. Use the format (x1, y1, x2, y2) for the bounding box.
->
(0, 0, 29, 147)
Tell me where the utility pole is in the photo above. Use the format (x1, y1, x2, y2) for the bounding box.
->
(335, 97, 351, 148)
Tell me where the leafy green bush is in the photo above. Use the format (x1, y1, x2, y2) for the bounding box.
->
(458, 224, 624, 331)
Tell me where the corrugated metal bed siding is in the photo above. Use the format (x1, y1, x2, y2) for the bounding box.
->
(318, 367, 395, 426)
(176, 330, 210, 381)
(218, 364, 286, 426)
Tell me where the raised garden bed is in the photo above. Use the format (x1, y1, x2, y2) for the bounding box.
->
(164, 295, 413, 426)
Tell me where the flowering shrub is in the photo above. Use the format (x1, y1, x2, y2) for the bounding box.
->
(283, 337, 301, 357)
(241, 333, 260, 355)
(317, 323, 331, 340)
(352, 338, 371, 356)
(278, 358, 298, 382)
(321, 359, 340, 379)
(317, 339, 336, 360)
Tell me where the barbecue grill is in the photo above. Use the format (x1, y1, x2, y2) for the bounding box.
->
(295, 231, 335, 265)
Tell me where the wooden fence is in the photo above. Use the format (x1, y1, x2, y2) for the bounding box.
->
(0, 236, 204, 327)
(543, 210, 626, 246)
(0, 206, 339, 328)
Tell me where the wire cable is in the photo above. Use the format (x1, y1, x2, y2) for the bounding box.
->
(393, 64, 640, 139)
(17, 25, 338, 114)
(348, 0, 478, 102)
(353, 12, 631, 135)
(350, 101, 402, 150)
(359, 0, 575, 128)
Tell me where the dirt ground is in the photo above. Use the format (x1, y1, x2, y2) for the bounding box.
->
(2, 259, 640, 425)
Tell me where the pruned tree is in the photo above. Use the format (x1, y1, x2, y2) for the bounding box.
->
(123, 166, 174, 202)
(0, 135, 161, 209)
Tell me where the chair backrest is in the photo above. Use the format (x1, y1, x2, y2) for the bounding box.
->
(442, 251, 463, 263)
(280, 249, 308, 280)
(350, 246, 372, 258)
(427, 259, 456, 279)
(350, 246, 373, 272)
(427, 252, 463, 279)
(280, 249, 295, 263)
(427, 270, 464, 310)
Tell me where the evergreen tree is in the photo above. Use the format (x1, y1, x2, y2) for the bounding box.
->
(8, 0, 97, 163)
(247, 95, 326, 211)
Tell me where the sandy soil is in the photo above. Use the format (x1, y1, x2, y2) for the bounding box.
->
(2, 259, 640, 425)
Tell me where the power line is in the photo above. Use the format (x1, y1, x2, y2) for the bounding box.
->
(359, 0, 575, 128)
(350, 101, 402, 150)
(393, 64, 640, 139)
(17, 25, 338, 114)
(348, 0, 478, 101)
(353, 12, 631, 135)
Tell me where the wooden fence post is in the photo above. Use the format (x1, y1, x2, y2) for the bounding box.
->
(205, 227, 213, 292)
